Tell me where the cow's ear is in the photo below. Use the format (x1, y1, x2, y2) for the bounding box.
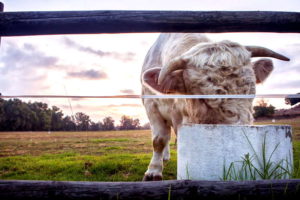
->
(142, 67, 186, 94)
(252, 59, 274, 84)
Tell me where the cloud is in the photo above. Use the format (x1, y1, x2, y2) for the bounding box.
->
(58, 101, 147, 124)
(107, 104, 142, 108)
(22, 74, 48, 82)
(67, 69, 108, 80)
(60, 103, 142, 113)
(266, 44, 300, 76)
(279, 43, 300, 56)
(0, 42, 60, 94)
(120, 89, 135, 94)
(62, 37, 135, 62)
(63, 37, 108, 56)
(0, 42, 59, 73)
(271, 80, 300, 89)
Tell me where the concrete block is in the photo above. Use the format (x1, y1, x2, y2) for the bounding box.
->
(177, 124, 293, 180)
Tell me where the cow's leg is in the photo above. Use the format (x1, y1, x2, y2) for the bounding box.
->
(143, 105, 171, 181)
(162, 143, 170, 161)
(143, 124, 171, 181)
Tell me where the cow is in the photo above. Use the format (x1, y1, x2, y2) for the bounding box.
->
(141, 33, 289, 181)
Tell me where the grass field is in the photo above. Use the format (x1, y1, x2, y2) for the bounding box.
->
(0, 117, 299, 181)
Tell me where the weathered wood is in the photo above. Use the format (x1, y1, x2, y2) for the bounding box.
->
(0, 2, 3, 45)
(0, 179, 299, 200)
(0, 10, 300, 36)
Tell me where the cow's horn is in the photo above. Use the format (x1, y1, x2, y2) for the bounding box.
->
(158, 58, 186, 85)
(245, 46, 290, 61)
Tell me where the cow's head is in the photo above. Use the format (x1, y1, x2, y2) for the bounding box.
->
(142, 40, 289, 124)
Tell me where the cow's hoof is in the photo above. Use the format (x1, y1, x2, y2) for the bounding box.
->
(142, 173, 163, 181)
(163, 156, 170, 162)
(163, 157, 170, 162)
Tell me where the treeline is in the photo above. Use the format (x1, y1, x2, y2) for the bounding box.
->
(0, 98, 150, 131)
(253, 95, 300, 119)
(3, 94, 299, 131)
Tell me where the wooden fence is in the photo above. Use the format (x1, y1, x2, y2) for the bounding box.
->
(1, 179, 300, 200)
(0, 6, 300, 36)
(0, 1, 300, 199)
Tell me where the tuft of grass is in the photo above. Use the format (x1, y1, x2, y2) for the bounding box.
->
(168, 185, 172, 200)
(222, 132, 293, 181)
(185, 163, 190, 180)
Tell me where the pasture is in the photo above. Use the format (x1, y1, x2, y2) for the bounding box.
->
(0, 117, 299, 181)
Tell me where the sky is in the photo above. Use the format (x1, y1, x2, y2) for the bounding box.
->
(0, 0, 300, 125)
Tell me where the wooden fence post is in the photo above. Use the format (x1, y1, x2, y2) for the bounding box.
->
(0, 2, 3, 46)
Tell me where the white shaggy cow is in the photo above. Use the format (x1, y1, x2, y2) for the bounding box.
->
(141, 33, 289, 181)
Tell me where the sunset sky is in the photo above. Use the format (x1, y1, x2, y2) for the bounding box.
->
(0, 0, 300, 125)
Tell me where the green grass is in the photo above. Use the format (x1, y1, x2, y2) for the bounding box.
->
(0, 117, 299, 181)
(293, 141, 300, 178)
(222, 132, 295, 180)
(0, 130, 177, 181)
(0, 152, 177, 181)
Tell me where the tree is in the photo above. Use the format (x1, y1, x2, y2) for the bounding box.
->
(28, 102, 42, 130)
(51, 106, 64, 131)
(89, 122, 100, 131)
(100, 116, 115, 131)
(133, 118, 141, 129)
(75, 112, 91, 131)
(1, 99, 36, 131)
(62, 116, 76, 131)
(0, 94, 5, 130)
(28, 102, 51, 131)
(285, 93, 300, 106)
(118, 115, 141, 130)
(253, 99, 275, 119)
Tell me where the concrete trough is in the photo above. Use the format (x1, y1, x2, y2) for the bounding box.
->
(177, 124, 293, 180)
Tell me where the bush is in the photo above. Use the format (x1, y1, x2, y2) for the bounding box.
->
(253, 99, 275, 119)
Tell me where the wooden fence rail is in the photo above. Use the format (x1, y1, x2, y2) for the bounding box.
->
(0, 10, 300, 36)
(1, 179, 300, 200)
